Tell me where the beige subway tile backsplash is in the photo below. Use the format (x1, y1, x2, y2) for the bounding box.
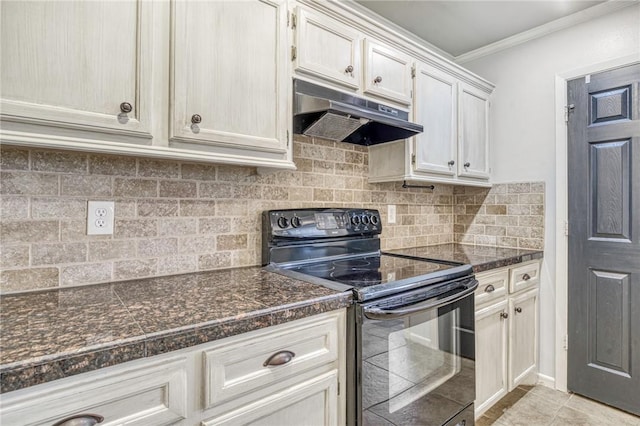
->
(0, 139, 545, 293)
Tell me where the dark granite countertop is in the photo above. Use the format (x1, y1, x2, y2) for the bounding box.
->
(0, 267, 351, 394)
(385, 243, 543, 273)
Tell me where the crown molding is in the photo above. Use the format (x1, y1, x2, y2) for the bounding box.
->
(455, 0, 638, 65)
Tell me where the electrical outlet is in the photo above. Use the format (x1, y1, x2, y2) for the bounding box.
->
(388, 204, 396, 224)
(87, 201, 115, 235)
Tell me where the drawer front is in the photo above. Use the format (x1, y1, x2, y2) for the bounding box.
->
(475, 269, 508, 308)
(509, 261, 541, 293)
(203, 311, 341, 409)
(0, 357, 188, 426)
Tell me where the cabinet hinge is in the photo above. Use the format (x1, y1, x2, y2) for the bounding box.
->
(411, 154, 416, 166)
(291, 12, 297, 29)
(564, 220, 569, 236)
(287, 130, 290, 148)
(564, 334, 568, 351)
(411, 64, 416, 79)
(291, 45, 297, 61)
(564, 104, 575, 123)
(338, 380, 341, 396)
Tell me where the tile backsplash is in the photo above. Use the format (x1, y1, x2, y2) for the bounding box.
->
(0, 137, 544, 293)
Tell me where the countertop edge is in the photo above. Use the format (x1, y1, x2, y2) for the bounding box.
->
(0, 290, 352, 394)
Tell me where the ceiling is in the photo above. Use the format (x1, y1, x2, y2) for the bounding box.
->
(355, 1, 606, 58)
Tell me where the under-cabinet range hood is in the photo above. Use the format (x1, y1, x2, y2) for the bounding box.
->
(293, 79, 423, 146)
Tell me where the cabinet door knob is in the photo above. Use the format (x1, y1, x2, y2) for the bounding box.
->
(464, 162, 471, 168)
(448, 160, 455, 166)
(345, 65, 354, 74)
(119, 102, 133, 113)
(52, 414, 104, 426)
(522, 273, 531, 281)
(191, 114, 202, 124)
(515, 307, 523, 313)
(484, 284, 495, 293)
(374, 76, 383, 84)
(263, 350, 295, 367)
(500, 312, 509, 319)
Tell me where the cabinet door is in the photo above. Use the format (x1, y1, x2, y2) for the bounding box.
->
(295, 8, 361, 90)
(363, 39, 413, 105)
(171, 0, 289, 154)
(202, 370, 339, 426)
(475, 300, 509, 417)
(413, 64, 457, 176)
(508, 288, 539, 390)
(0, 0, 152, 138)
(458, 83, 490, 179)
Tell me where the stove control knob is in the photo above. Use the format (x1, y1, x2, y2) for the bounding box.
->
(277, 217, 289, 229)
(370, 215, 379, 225)
(290, 216, 301, 228)
(351, 215, 361, 226)
(361, 215, 370, 225)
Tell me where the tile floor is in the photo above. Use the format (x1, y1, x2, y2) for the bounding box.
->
(476, 385, 640, 425)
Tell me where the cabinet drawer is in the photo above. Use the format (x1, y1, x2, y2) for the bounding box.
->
(475, 269, 508, 308)
(509, 261, 540, 293)
(0, 357, 188, 426)
(203, 312, 340, 410)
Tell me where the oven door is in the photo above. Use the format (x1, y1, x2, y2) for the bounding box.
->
(357, 278, 477, 426)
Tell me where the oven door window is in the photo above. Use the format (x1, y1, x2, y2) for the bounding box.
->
(361, 295, 475, 425)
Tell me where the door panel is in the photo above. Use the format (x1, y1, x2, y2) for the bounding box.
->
(589, 139, 631, 240)
(568, 63, 640, 416)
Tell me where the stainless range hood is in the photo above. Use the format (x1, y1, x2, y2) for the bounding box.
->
(293, 79, 423, 146)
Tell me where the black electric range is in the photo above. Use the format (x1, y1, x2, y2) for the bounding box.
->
(262, 208, 478, 426)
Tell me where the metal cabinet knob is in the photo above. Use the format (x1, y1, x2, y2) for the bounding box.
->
(464, 162, 471, 168)
(448, 160, 455, 166)
(345, 65, 354, 74)
(191, 114, 202, 124)
(484, 284, 495, 293)
(263, 350, 295, 367)
(515, 307, 523, 313)
(500, 312, 509, 319)
(52, 414, 104, 426)
(522, 273, 531, 281)
(374, 76, 383, 84)
(119, 102, 133, 113)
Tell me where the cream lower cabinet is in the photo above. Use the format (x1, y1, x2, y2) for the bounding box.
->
(474, 261, 540, 418)
(0, 310, 346, 426)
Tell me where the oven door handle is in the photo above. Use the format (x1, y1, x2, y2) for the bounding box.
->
(363, 280, 478, 320)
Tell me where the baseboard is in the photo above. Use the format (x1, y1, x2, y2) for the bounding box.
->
(537, 373, 556, 389)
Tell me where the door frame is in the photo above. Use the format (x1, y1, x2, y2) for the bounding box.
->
(554, 53, 640, 392)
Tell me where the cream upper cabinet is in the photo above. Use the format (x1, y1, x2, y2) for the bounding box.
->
(171, 0, 290, 156)
(295, 7, 361, 90)
(363, 39, 413, 105)
(458, 82, 490, 179)
(368, 63, 492, 187)
(413, 63, 457, 176)
(0, 0, 152, 139)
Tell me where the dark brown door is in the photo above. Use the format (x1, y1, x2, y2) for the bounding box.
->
(567, 63, 640, 415)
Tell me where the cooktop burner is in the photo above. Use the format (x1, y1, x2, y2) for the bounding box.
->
(282, 253, 460, 288)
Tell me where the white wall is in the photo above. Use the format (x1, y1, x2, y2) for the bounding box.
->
(462, 4, 640, 383)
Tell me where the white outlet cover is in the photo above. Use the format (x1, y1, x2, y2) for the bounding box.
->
(388, 204, 396, 224)
(87, 201, 115, 235)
